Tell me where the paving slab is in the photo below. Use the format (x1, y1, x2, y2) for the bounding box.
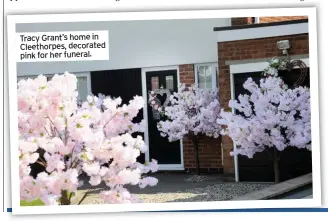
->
(231, 173, 312, 201)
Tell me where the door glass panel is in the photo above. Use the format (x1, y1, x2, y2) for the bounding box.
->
(165, 75, 174, 91)
(150, 76, 160, 120)
(151, 76, 159, 90)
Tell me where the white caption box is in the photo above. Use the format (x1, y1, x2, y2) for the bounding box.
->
(16, 30, 109, 62)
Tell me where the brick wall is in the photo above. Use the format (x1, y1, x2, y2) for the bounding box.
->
(179, 64, 223, 173)
(179, 64, 195, 87)
(231, 16, 307, 26)
(231, 17, 254, 26)
(259, 16, 308, 23)
(217, 34, 309, 174)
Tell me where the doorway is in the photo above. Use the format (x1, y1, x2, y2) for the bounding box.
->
(232, 67, 312, 182)
(91, 68, 145, 163)
(142, 66, 184, 170)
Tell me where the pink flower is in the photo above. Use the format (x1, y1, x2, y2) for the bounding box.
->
(139, 177, 158, 188)
(18, 72, 159, 205)
(82, 162, 100, 176)
(41, 194, 59, 205)
(89, 175, 102, 186)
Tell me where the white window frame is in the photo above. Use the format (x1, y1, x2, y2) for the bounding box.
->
(73, 72, 92, 100)
(194, 63, 218, 91)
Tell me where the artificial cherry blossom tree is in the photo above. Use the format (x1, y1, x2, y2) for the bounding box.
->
(18, 72, 158, 206)
(218, 58, 311, 182)
(149, 84, 222, 175)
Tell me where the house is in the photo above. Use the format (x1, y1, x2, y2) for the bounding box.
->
(16, 16, 311, 182)
(214, 16, 311, 182)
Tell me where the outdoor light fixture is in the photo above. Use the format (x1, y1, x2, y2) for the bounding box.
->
(277, 40, 290, 55)
(276, 40, 308, 88)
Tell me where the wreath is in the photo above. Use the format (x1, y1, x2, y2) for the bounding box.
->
(148, 87, 171, 119)
(262, 57, 308, 88)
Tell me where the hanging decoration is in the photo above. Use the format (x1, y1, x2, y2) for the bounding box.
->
(148, 86, 171, 120)
(263, 56, 308, 88)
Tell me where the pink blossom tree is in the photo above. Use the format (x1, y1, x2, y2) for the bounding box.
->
(218, 60, 311, 182)
(18, 72, 158, 206)
(149, 84, 222, 175)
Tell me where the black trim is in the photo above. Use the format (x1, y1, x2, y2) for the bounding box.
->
(214, 19, 308, 32)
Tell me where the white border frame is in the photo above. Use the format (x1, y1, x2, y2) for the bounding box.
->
(141, 65, 184, 171)
(229, 58, 311, 182)
(6, 8, 321, 215)
(194, 62, 218, 91)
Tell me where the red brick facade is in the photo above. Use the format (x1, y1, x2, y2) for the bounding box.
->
(218, 34, 309, 174)
(231, 16, 308, 26)
(177, 17, 308, 175)
(259, 16, 308, 23)
(231, 17, 254, 26)
(179, 64, 223, 173)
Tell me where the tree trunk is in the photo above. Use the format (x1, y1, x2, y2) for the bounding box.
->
(60, 190, 71, 205)
(192, 135, 200, 175)
(273, 148, 280, 183)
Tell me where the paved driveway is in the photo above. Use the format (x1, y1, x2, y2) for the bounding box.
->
(73, 173, 272, 204)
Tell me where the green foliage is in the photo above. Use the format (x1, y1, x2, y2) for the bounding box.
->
(20, 199, 45, 206)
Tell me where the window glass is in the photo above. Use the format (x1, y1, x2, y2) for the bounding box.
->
(76, 76, 88, 102)
(197, 65, 213, 89)
(151, 76, 159, 90)
(165, 75, 174, 91)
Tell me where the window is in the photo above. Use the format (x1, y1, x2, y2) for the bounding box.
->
(17, 72, 91, 102)
(165, 75, 174, 91)
(151, 76, 159, 90)
(74, 73, 91, 102)
(194, 63, 218, 90)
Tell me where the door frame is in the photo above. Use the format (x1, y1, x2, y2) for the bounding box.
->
(141, 65, 184, 171)
(229, 58, 309, 182)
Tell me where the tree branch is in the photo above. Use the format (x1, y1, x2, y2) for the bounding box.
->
(36, 160, 47, 167)
(78, 189, 91, 205)
(46, 116, 62, 139)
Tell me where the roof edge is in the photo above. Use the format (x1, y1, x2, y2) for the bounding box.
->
(214, 18, 308, 32)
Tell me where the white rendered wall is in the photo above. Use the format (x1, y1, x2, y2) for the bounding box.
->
(16, 18, 231, 76)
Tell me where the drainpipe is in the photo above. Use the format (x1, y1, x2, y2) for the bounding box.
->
(230, 73, 240, 182)
(234, 143, 239, 182)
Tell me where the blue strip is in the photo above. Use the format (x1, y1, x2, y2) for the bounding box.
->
(6, 208, 328, 213)
(153, 208, 328, 212)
